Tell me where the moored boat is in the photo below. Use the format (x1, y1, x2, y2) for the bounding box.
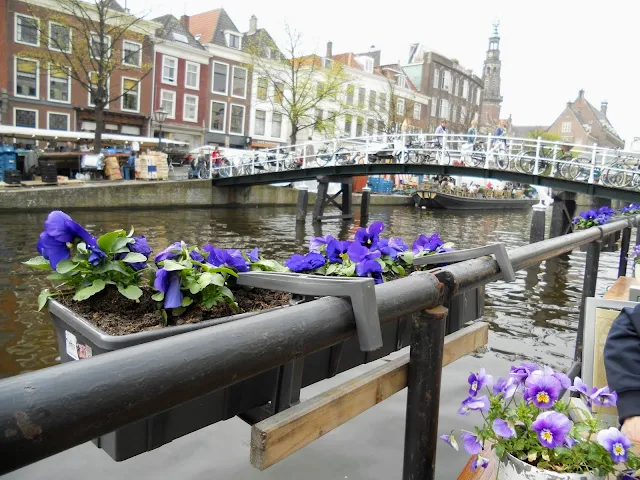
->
(412, 188, 539, 210)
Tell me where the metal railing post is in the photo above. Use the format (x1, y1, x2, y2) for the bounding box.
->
(588, 143, 598, 184)
(365, 137, 370, 164)
(551, 143, 558, 177)
(508, 140, 513, 171)
(441, 133, 446, 166)
(533, 136, 542, 176)
(619, 226, 632, 277)
(484, 134, 491, 169)
(333, 139, 338, 165)
(402, 306, 448, 480)
(575, 239, 601, 362)
(600, 148, 607, 185)
(251, 152, 256, 175)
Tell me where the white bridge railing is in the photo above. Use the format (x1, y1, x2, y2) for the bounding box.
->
(207, 134, 640, 191)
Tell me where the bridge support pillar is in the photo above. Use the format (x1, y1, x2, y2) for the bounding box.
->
(549, 191, 577, 238)
(295, 186, 309, 223)
(360, 186, 371, 222)
(529, 203, 546, 243)
(312, 176, 353, 223)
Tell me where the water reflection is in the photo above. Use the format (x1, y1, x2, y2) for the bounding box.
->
(0, 206, 624, 377)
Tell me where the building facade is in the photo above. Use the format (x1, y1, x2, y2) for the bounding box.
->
(403, 45, 482, 133)
(479, 22, 503, 132)
(4, 0, 156, 138)
(547, 90, 624, 148)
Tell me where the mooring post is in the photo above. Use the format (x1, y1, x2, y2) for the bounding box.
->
(342, 181, 353, 218)
(619, 226, 632, 277)
(575, 240, 601, 362)
(402, 306, 448, 480)
(360, 186, 371, 221)
(529, 203, 546, 243)
(312, 179, 329, 223)
(296, 186, 309, 223)
(549, 191, 577, 239)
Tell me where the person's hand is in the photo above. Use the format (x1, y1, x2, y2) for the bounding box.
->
(622, 417, 640, 449)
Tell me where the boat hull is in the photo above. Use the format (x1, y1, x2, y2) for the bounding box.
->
(413, 190, 538, 210)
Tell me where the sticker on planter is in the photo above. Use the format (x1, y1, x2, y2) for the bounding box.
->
(77, 344, 92, 359)
(65, 330, 79, 360)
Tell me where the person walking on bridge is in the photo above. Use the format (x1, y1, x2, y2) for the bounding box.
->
(435, 119, 447, 147)
(467, 120, 478, 145)
(494, 120, 507, 145)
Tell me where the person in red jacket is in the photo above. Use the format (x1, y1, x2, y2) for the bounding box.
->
(211, 146, 223, 166)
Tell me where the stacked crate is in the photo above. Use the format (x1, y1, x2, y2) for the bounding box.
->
(135, 152, 169, 180)
(0, 145, 17, 183)
(368, 176, 393, 194)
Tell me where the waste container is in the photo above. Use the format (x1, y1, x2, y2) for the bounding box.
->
(39, 160, 58, 184)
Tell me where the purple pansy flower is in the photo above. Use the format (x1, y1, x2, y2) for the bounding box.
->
(579, 209, 598, 221)
(590, 386, 618, 407)
(457, 396, 489, 415)
(468, 368, 494, 397)
(440, 433, 459, 451)
(309, 235, 334, 253)
(524, 369, 562, 408)
(154, 268, 183, 309)
(597, 205, 616, 217)
(347, 242, 381, 263)
(39, 211, 106, 267)
(378, 237, 408, 259)
(568, 377, 590, 396)
(595, 214, 611, 226)
(326, 239, 351, 264)
(471, 455, 489, 471)
(354, 222, 384, 249)
(531, 411, 573, 449)
(37, 231, 72, 269)
(597, 427, 632, 463)
(203, 245, 250, 272)
(284, 252, 326, 272)
(114, 235, 151, 271)
(565, 436, 578, 448)
(493, 418, 516, 439)
(572, 216, 580, 225)
(509, 362, 539, 384)
(412, 233, 444, 255)
(155, 242, 182, 263)
(355, 259, 384, 284)
(462, 432, 482, 454)
(493, 377, 517, 399)
(247, 248, 259, 262)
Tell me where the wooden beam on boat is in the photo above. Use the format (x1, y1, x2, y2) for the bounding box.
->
(249, 322, 489, 471)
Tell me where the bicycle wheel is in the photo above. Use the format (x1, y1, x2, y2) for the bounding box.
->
(197, 164, 210, 179)
(466, 152, 485, 167)
(315, 151, 332, 166)
(496, 151, 509, 170)
(335, 148, 351, 165)
(436, 150, 450, 165)
(283, 153, 298, 170)
(517, 151, 536, 174)
(217, 159, 232, 177)
(563, 157, 583, 181)
(611, 169, 631, 188)
(407, 150, 421, 164)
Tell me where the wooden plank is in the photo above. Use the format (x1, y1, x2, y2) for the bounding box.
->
(250, 322, 489, 470)
(604, 276, 640, 301)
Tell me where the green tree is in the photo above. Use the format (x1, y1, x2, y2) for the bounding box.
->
(527, 129, 561, 142)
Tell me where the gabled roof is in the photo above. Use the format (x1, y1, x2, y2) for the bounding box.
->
(184, 8, 241, 47)
(584, 99, 622, 140)
(379, 63, 420, 93)
(331, 52, 363, 70)
(153, 14, 205, 50)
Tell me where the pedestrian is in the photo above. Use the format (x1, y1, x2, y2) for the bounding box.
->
(131, 140, 140, 158)
(494, 120, 507, 148)
(467, 120, 478, 145)
(435, 119, 447, 146)
(304, 137, 315, 167)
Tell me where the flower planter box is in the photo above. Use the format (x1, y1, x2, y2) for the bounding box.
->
(497, 452, 603, 480)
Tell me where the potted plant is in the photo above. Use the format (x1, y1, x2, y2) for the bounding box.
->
(573, 206, 618, 252)
(440, 362, 640, 479)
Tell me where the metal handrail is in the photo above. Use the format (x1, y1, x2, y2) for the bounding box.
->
(0, 215, 637, 474)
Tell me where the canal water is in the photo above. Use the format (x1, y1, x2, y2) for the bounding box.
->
(0, 205, 623, 378)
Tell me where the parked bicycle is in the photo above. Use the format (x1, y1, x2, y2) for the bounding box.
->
(316, 141, 351, 166)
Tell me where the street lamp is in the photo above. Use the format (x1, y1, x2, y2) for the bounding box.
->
(153, 107, 168, 151)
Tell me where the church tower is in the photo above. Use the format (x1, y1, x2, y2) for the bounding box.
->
(480, 21, 503, 131)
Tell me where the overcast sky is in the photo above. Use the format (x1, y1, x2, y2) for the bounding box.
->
(127, 0, 638, 144)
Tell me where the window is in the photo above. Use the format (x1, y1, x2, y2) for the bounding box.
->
(441, 71, 451, 92)
(183, 94, 198, 122)
(121, 78, 140, 112)
(414, 103, 421, 120)
(440, 98, 450, 119)
(431, 98, 438, 117)
(461, 106, 467, 124)
(255, 110, 266, 135)
(272, 113, 282, 138)
(15, 58, 39, 98)
(362, 57, 373, 73)
(453, 78, 459, 97)
(356, 118, 363, 137)
(185, 62, 200, 89)
(210, 101, 226, 132)
(346, 85, 354, 105)
(317, 82, 325, 98)
(476, 87, 481, 106)
(230, 104, 245, 135)
(212, 62, 228, 94)
(433, 69, 439, 89)
(452, 105, 457, 123)
(314, 109, 323, 131)
(397, 98, 405, 116)
(369, 90, 376, 110)
(561, 122, 572, 133)
(367, 119, 375, 136)
(463, 80, 469, 99)
(397, 76, 406, 88)
(48, 112, 69, 131)
(162, 55, 177, 85)
(88, 72, 109, 108)
(14, 108, 37, 128)
(122, 40, 141, 67)
(344, 115, 352, 136)
(458, 79, 464, 97)
(232, 66, 247, 98)
(48, 65, 70, 103)
(274, 82, 284, 104)
(91, 34, 111, 60)
(49, 22, 71, 53)
(226, 32, 241, 49)
(257, 77, 268, 101)
(160, 89, 176, 119)
(379, 93, 386, 111)
(16, 14, 39, 46)
(358, 87, 366, 107)
(377, 120, 385, 135)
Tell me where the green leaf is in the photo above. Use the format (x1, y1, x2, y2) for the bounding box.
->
(73, 279, 106, 301)
(23, 256, 51, 270)
(47, 272, 68, 281)
(151, 292, 164, 302)
(220, 286, 234, 300)
(97, 230, 126, 253)
(117, 284, 143, 300)
(188, 279, 202, 295)
(342, 263, 356, 276)
(37, 289, 51, 311)
(326, 263, 339, 275)
(400, 251, 414, 264)
(122, 252, 147, 264)
(207, 266, 238, 277)
(161, 259, 187, 271)
(112, 236, 135, 252)
(56, 260, 79, 274)
(391, 264, 406, 276)
(93, 261, 129, 275)
(127, 226, 135, 237)
(181, 296, 193, 307)
(210, 273, 225, 287)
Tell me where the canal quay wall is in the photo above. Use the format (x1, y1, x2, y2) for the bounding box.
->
(0, 180, 412, 212)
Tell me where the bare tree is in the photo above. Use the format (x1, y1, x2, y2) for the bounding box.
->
(245, 25, 352, 146)
(23, 0, 154, 150)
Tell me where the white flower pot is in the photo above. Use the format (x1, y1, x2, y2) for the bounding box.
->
(497, 453, 604, 480)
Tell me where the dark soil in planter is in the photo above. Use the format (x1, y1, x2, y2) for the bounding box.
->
(59, 286, 292, 335)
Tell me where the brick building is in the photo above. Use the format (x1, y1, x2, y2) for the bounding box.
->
(403, 45, 483, 133)
(547, 89, 624, 148)
(3, 0, 156, 137)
